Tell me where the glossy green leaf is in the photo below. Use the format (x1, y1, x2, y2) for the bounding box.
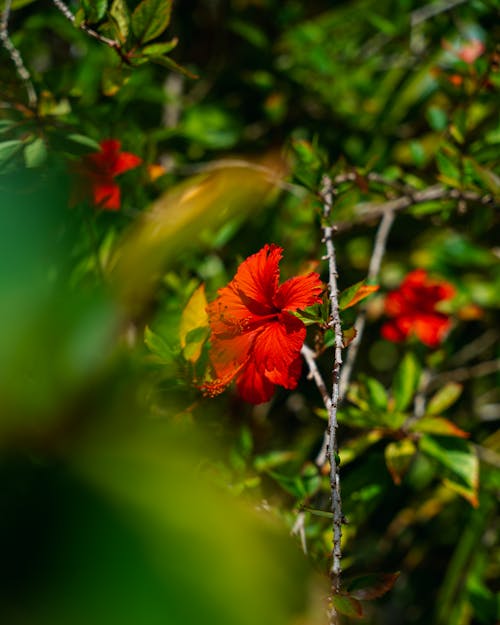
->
(392, 352, 421, 412)
(81, 0, 108, 23)
(142, 39, 178, 57)
(132, 0, 172, 44)
(385, 439, 417, 484)
(426, 382, 463, 416)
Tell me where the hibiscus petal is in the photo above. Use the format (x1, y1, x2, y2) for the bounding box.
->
(208, 283, 268, 335)
(381, 320, 407, 342)
(232, 244, 282, 311)
(414, 314, 451, 348)
(274, 272, 323, 311)
(209, 330, 257, 380)
(112, 151, 143, 176)
(93, 181, 121, 210)
(236, 359, 276, 404)
(253, 313, 306, 388)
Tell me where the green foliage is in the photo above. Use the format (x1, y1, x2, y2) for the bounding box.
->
(0, 0, 499, 624)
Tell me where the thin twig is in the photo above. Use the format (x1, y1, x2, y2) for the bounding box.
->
(301, 343, 332, 412)
(0, 0, 37, 107)
(52, 0, 131, 65)
(320, 174, 344, 600)
(339, 210, 395, 399)
(426, 359, 500, 391)
(335, 185, 496, 232)
(410, 0, 469, 26)
(315, 209, 396, 467)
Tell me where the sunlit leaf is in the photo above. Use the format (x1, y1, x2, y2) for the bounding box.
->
(426, 382, 463, 416)
(392, 352, 421, 412)
(109, 0, 130, 42)
(411, 417, 469, 438)
(179, 284, 209, 363)
(361, 374, 388, 412)
(339, 281, 379, 310)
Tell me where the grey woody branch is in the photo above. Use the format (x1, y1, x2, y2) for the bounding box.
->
(320, 175, 344, 605)
(0, 0, 37, 107)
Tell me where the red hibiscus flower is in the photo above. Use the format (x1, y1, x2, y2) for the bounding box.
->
(79, 139, 142, 210)
(201, 244, 324, 404)
(381, 269, 455, 348)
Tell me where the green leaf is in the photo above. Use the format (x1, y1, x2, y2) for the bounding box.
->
(419, 435, 479, 506)
(427, 106, 448, 132)
(142, 39, 178, 57)
(144, 325, 175, 364)
(52, 133, 101, 155)
(253, 450, 297, 473)
(426, 382, 463, 416)
(340, 431, 384, 465)
(345, 572, 400, 600)
(331, 594, 363, 618)
(109, 0, 130, 42)
(150, 55, 198, 79)
(385, 439, 417, 485)
(81, 0, 108, 23)
(339, 280, 378, 310)
(392, 352, 421, 412)
(436, 149, 460, 184)
(360, 375, 388, 412)
(132, 0, 172, 44)
(464, 157, 500, 195)
(24, 137, 47, 168)
(0, 120, 16, 135)
(0, 140, 23, 167)
(410, 417, 469, 439)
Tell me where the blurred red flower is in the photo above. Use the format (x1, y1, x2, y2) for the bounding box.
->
(79, 139, 142, 210)
(201, 244, 324, 404)
(381, 269, 455, 348)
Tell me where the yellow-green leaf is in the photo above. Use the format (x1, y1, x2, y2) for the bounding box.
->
(385, 439, 417, 485)
(426, 382, 463, 416)
(410, 417, 469, 439)
(179, 284, 209, 363)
